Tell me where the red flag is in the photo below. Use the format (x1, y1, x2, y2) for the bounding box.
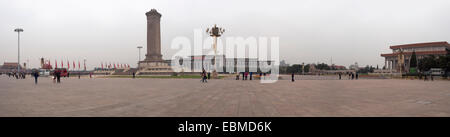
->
(67, 61, 70, 69)
(78, 61, 81, 69)
(128, 64, 130, 68)
(114, 63, 116, 69)
(101, 62, 104, 70)
(55, 60, 58, 69)
(61, 60, 64, 68)
(73, 61, 75, 70)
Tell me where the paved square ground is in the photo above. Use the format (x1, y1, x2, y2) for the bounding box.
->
(0, 75, 449, 117)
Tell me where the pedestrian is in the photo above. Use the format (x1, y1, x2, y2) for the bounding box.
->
(132, 72, 136, 79)
(339, 73, 342, 80)
(32, 70, 40, 84)
(67, 72, 70, 77)
(203, 71, 208, 83)
(236, 74, 239, 80)
(291, 73, 295, 82)
(89, 72, 92, 78)
(348, 73, 351, 79)
(356, 73, 359, 80)
(424, 74, 428, 81)
(207, 72, 211, 79)
(53, 71, 56, 83)
(201, 69, 207, 83)
(242, 72, 245, 80)
(263, 73, 266, 80)
(250, 72, 253, 80)
(244, 72, 248, 80)
(430, 74, 434, 81)
(78, 72, 81, 79)
(56, 70, 61, 83)
(259, 73, 262, 79)
(351, 73, 354, 80)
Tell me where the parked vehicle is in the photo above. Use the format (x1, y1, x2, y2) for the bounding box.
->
(39, 69, 51, 77)
(51, 68, 68, 77)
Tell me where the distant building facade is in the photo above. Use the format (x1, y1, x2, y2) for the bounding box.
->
(0, 62, 22, 73)
(1, 62, 22, 70)
(381, 41, 450, 72)
(174, 55, 273, 73)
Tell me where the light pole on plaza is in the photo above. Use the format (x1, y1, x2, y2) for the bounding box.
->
(14, 28, 24, 73)
(83, 58, 87, 71)
(206, 24, 225, 78)
(137, 46, 143, 69)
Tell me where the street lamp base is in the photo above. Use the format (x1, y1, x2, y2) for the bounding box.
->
(212, 70, 219, 79)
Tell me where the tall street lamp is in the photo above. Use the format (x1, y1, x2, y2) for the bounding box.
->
(14, 28, 23, 73)
(206, 24, 225, 78)
(137, 46, 143, 69)
(83, 58, 87, 71)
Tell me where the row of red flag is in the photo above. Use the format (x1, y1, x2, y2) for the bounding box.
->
(47, 60, 85, 70)
(100, 62, 130, 69)
(43, 60, 129, 70)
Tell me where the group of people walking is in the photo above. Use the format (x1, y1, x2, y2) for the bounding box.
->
(235, 72, 268, 81)
(7, 72, 26, 79)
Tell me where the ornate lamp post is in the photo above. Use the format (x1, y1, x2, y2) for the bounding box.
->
(206, 24, 225, 78)
(14, 28, 23, 73)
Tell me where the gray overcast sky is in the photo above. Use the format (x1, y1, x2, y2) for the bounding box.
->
(1, 0, 449, 69)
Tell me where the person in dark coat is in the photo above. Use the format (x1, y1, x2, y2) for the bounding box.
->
(338, 73, 342, 80)
(32, 70, 40, 84)
(244, 72, 248, 80)
(207, 72, 211, 79)
(132, 72, 136, 79)
(56, 70, 61, 83)
(201, 69, 207, 83)
(291, 73, 295, 82)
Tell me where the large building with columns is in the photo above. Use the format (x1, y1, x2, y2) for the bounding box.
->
(381, 41, 450, 73)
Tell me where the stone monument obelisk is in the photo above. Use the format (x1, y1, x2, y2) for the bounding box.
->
(138, 9, 171, 73)
(145, 9, 163, 61)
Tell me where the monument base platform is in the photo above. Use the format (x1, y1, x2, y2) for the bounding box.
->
(138, 60, 173, 75)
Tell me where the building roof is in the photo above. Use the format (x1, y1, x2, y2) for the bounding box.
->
(389, 41, 449, 49)
(381, 50, 448, 57)
(1, 62, 21, 69)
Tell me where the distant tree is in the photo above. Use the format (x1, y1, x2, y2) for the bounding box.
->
(418, 55, 438, 72)
(316, 63, 330, 70)
(304, 64, 310, 73)
(410, 50, 417, 68)
(286, 64, 302, 74)
(438, 55, 450, 77)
